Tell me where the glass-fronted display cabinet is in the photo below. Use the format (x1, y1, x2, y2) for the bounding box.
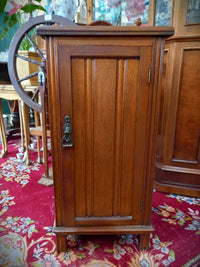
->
(84, 0, 173, 26)
(92, 0, 149, 26)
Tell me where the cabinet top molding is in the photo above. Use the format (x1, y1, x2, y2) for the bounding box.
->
(37, 25, 174, 37)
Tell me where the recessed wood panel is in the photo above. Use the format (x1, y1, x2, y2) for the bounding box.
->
(93, 59, 117, 217)
(120, 59, 139, 216)
(71, 58, 86, 217)
(173, 49, 200, 163)
(71, 57, 140, 218)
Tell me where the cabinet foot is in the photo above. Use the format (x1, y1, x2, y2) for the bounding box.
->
(56, 235, 66, 252)
(139, 234, 150, 250)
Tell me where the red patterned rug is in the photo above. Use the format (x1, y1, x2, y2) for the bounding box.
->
(0, 137, 200, 267)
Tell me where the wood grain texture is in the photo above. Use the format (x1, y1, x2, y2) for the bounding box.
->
(37, 26, 174, 37)
(46, 38, 65, 226)
(93, 59, 116, 217)
(71, 58, 86, 217)
(173, 48, 200, 163)
(85, 59, 94, 217)
(113, 59, 125, 216)
(155, 37, 200, 197)
(172, 0, 200, 36)
(120, 59, 138, 218)
(40, 26, 173, 251)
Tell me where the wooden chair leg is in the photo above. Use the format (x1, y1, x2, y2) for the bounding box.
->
(0, 99, 8, 158)
(36, 86, 53, 186)
(33, 109, 42, 164)
(41, 108, 49, 177)
(18, 100, 25, 149)
(20, 101, 31, 165)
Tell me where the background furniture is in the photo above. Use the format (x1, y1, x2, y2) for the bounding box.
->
(0, 62, 21, 142)
(0, 84, 37, 164)
(38, 24, 173, 251)
(7, 15, 76, 184)
(154, 0, 200, 197)
(86, 0, 172, 26)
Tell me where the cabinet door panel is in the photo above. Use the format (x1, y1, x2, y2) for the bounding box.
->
(120, 59, 139, 217)
(58, 44, 152, 226)
(93, 58, 117, 217)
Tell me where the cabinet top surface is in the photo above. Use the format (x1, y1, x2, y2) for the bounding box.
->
(37, 25, 174, 38)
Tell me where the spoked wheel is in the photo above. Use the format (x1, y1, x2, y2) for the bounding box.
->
(7, 15, 76, 172)
(8, 14, 75, 113)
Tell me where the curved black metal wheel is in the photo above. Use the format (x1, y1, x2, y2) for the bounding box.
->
(8, 14, 75, 112)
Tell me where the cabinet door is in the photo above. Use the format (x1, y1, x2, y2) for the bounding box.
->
(57, 43, 152, 227)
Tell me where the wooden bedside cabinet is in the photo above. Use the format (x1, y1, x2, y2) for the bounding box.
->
(37, 25, 173, 251)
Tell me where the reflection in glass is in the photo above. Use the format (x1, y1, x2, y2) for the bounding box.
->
(155, 0, 172, 26)
(186, 0, 200, 24)
(93, 0, 149, 26)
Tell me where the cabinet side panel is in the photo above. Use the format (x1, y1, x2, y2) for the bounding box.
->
(133, 47, 152, 224)
(58, 46, 75, 226)
(47, 38, 64, 226)
(173, 48, 200, 164)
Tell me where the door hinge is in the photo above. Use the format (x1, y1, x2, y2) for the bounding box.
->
(148, 68, 151, 84)
(140, 199, 143, 211)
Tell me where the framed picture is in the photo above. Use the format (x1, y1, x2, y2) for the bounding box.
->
(185, 0, 200, 25)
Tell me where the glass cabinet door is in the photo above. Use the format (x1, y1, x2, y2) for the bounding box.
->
(92, 0, 149, 26)
(85, 0, 173, 26)
(186, 0, 200, 25)
(154, 0, 173, 26)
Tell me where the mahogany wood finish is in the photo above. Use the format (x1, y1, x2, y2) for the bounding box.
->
(155, 35, 200, 197)
(172, 0, 200, 36)
(38, 25, 173, 251)
(154, 1, 200, 197)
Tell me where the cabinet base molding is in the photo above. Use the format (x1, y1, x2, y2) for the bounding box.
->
(155, 164, 200, 197)
(54, 225, 154, 251)
(54, 225, 154, 235)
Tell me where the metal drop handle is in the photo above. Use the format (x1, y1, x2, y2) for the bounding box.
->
(62, 115, 73, 147)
